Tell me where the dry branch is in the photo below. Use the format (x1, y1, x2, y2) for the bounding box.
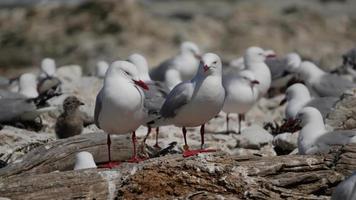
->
(2, 144, 356, 199)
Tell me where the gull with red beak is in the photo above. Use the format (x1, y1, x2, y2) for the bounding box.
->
(222, 70, 260, 134)
(149, 53, 225, 157)
(244, 46, 275, 98)
(127, 53, 170, 149)
(94, 61, 149, 167)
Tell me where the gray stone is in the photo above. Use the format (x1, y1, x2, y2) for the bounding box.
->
(237, 125, 274, 149)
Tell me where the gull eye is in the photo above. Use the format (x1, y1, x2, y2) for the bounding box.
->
(213, 61, 217, 64)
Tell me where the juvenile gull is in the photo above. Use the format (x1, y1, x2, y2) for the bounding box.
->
(281, 83, 338, 120)
(244, 47, 275, 98)
(96, 61, 109, 78)
(222, 70, 259, 133)
(331, 172, 356, 200)
(128, 53, 170, 148)
(149, 53, 225, 157)
(95, 61, 149, 167)
(297, 61, 356, 97)
(296, 107, 356, 155)
(150, 41, 201, 89)
(74, 151, 97, 170)
(55, 96, 85, 139)
(18, 73, 38, 98)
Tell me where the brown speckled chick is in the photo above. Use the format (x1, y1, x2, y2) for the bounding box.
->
(55, 96, 85, 139)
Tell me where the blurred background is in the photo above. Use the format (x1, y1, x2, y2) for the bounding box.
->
(0, 0, 355, 76)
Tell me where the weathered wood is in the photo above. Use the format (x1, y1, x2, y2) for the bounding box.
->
(2, 144, 356, 199)
(0, 132, 132, 177)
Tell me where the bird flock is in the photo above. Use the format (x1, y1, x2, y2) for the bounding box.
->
(1, 42, 356, 195)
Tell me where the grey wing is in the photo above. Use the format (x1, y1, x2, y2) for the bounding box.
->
(265, 57, 288, 80)
(317, 130, 356, 145)
(150, 59, 174, 81)
(313, 74, 356, 97)
(143, 81, 169, 119)
(94, 89, 103, 128)
(0, 98, 36, 122)
(306, 97, 339, 119)
(160, 82, 193, 118)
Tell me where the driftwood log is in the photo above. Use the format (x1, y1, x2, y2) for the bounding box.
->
(0, 132, 132, 177)
(1, 134, 356, 199)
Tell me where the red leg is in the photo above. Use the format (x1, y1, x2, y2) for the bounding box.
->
(183, 124, 216, 158)
(153, 127, 161, 149)
(182, 127, 188, 150)
(98, 134, 120, 168)
(127, 131, 145, 163)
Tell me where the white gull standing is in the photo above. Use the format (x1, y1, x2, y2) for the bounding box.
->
(296, 107, 356, 155)
(149, 53, 225, 157)
(94, 61, 149, 167)
(296, 61, 356, 97)
(281, 83, 338, 120)
(222, 70, 259, 133)
(244, 46, 275, 98)
(150, 41, 202, 90)
(18, 73, 38, 98)
(127, 53, 170, 148)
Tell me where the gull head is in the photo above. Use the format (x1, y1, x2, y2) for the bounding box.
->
(297, 61, 324, 82)
(63, 96, 84, 113)
(41, 58, 56, 77)
(285, 53, 302, 73)
(180, 41, 201, 60)
(296, 107, 323, 127)
(108, 60, 149, 90)
(127, 53, 150, 81)
(244, 46, 276, 64)
(281, 83, 310, 105)
(199, 53, 222, 76)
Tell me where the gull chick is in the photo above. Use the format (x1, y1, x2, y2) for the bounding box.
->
(55, 96, 85, 139)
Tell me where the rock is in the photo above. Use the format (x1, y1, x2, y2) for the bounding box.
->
(326, 89, 356, 130)
(237, 125, 273, 149)
(273, 132, 298, 153)
(0, 126, 54, 163)
(57, 65, 83, 82)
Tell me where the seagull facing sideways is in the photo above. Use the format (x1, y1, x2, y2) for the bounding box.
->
(94, 61, 149, 167)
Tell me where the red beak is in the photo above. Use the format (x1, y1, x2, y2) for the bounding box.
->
(266, 54, 277, 58)
(251, 80, 260, 85)
(203, 64, 209, 72)
(133, 80, 149, 90)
